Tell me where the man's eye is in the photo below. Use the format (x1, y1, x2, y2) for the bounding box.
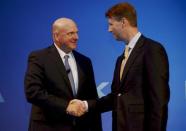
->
(67, 32, 74, 36)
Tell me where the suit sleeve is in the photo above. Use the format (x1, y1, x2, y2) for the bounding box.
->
(144, 43, 170, 131)
(86, 59, 100, 111)
(24, 52, 68, 115)
(88, 58, 120, 113)
(84, 59, 103, 131)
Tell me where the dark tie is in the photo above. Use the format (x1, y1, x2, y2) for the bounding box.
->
(64, 55, 76, 96)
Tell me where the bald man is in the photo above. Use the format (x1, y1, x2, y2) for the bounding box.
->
(24, 18, 102, 131)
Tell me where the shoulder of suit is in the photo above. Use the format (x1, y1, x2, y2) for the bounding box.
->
(28, 45, 54, 58)
(142, 36, 165, 50)
(30, 45, 53, 54)
(73, 50, 91, 61)
(140, 36, 168, 57)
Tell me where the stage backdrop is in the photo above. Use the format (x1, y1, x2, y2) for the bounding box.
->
(0, 0, 186, 131)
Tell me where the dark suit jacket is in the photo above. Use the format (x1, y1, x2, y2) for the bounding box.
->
(24, 45, 102, 131)
(91, 35, 170, 131)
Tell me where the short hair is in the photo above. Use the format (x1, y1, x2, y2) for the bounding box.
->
(105, 2, 137, 27)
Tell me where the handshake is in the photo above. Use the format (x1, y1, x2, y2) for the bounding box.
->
(66, 99, 88, 117)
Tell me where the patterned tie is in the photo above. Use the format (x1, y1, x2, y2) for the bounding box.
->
(120, 46, 130, 80)
(64, 55, 76, 96)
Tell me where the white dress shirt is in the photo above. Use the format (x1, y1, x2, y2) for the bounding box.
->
(54, 43, 79, 93)
(126, 32, 141, 57)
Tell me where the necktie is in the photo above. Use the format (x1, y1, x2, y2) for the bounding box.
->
(64, 55, 76, 96)
(120, 47, 130, 80)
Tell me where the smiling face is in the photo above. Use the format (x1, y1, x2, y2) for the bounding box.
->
(58, 23, 79, 52)
(53, 18, 79, 53)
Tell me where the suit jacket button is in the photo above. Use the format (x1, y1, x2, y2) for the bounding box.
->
(117, 93, 121, 96)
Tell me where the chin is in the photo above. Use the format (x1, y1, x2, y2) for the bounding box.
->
(113, 35, 120, 40)
(72, 45, 77, 49)
(115, 37, 121, 41)
(115, 36, 123, 41)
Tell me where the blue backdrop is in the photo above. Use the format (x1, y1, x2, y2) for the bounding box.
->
(0, 0, 186, 131)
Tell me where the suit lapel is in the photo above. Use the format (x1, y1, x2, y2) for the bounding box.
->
(120, 36, 145, 86)
(114, 55, 124, 91)
(47, 45, 73, 94)
(73, 51, 85, 96)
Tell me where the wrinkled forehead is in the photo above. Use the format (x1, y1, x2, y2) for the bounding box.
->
(61, 23, 78, 33)
(108, 17, 121, 22)
(53, 20, 78, 33)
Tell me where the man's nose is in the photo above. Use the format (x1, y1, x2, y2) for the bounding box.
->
(73, 33, 79, 40)
(108, 27, 112, 32)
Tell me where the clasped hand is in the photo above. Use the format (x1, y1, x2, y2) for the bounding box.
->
(66, 99, 87, 117)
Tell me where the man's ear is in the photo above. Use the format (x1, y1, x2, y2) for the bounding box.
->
(53, 32, 59, 42)
(121, 17, 126, 28)
(122, 17, 130, 27)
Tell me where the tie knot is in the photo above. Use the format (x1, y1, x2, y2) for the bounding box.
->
(64, 55, 69, 60)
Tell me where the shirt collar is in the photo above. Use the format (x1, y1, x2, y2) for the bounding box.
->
(126, 32, 141, 49)
(54, 43, 73, 59)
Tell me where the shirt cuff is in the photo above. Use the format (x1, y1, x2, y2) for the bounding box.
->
(83, 101, 88, 112)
